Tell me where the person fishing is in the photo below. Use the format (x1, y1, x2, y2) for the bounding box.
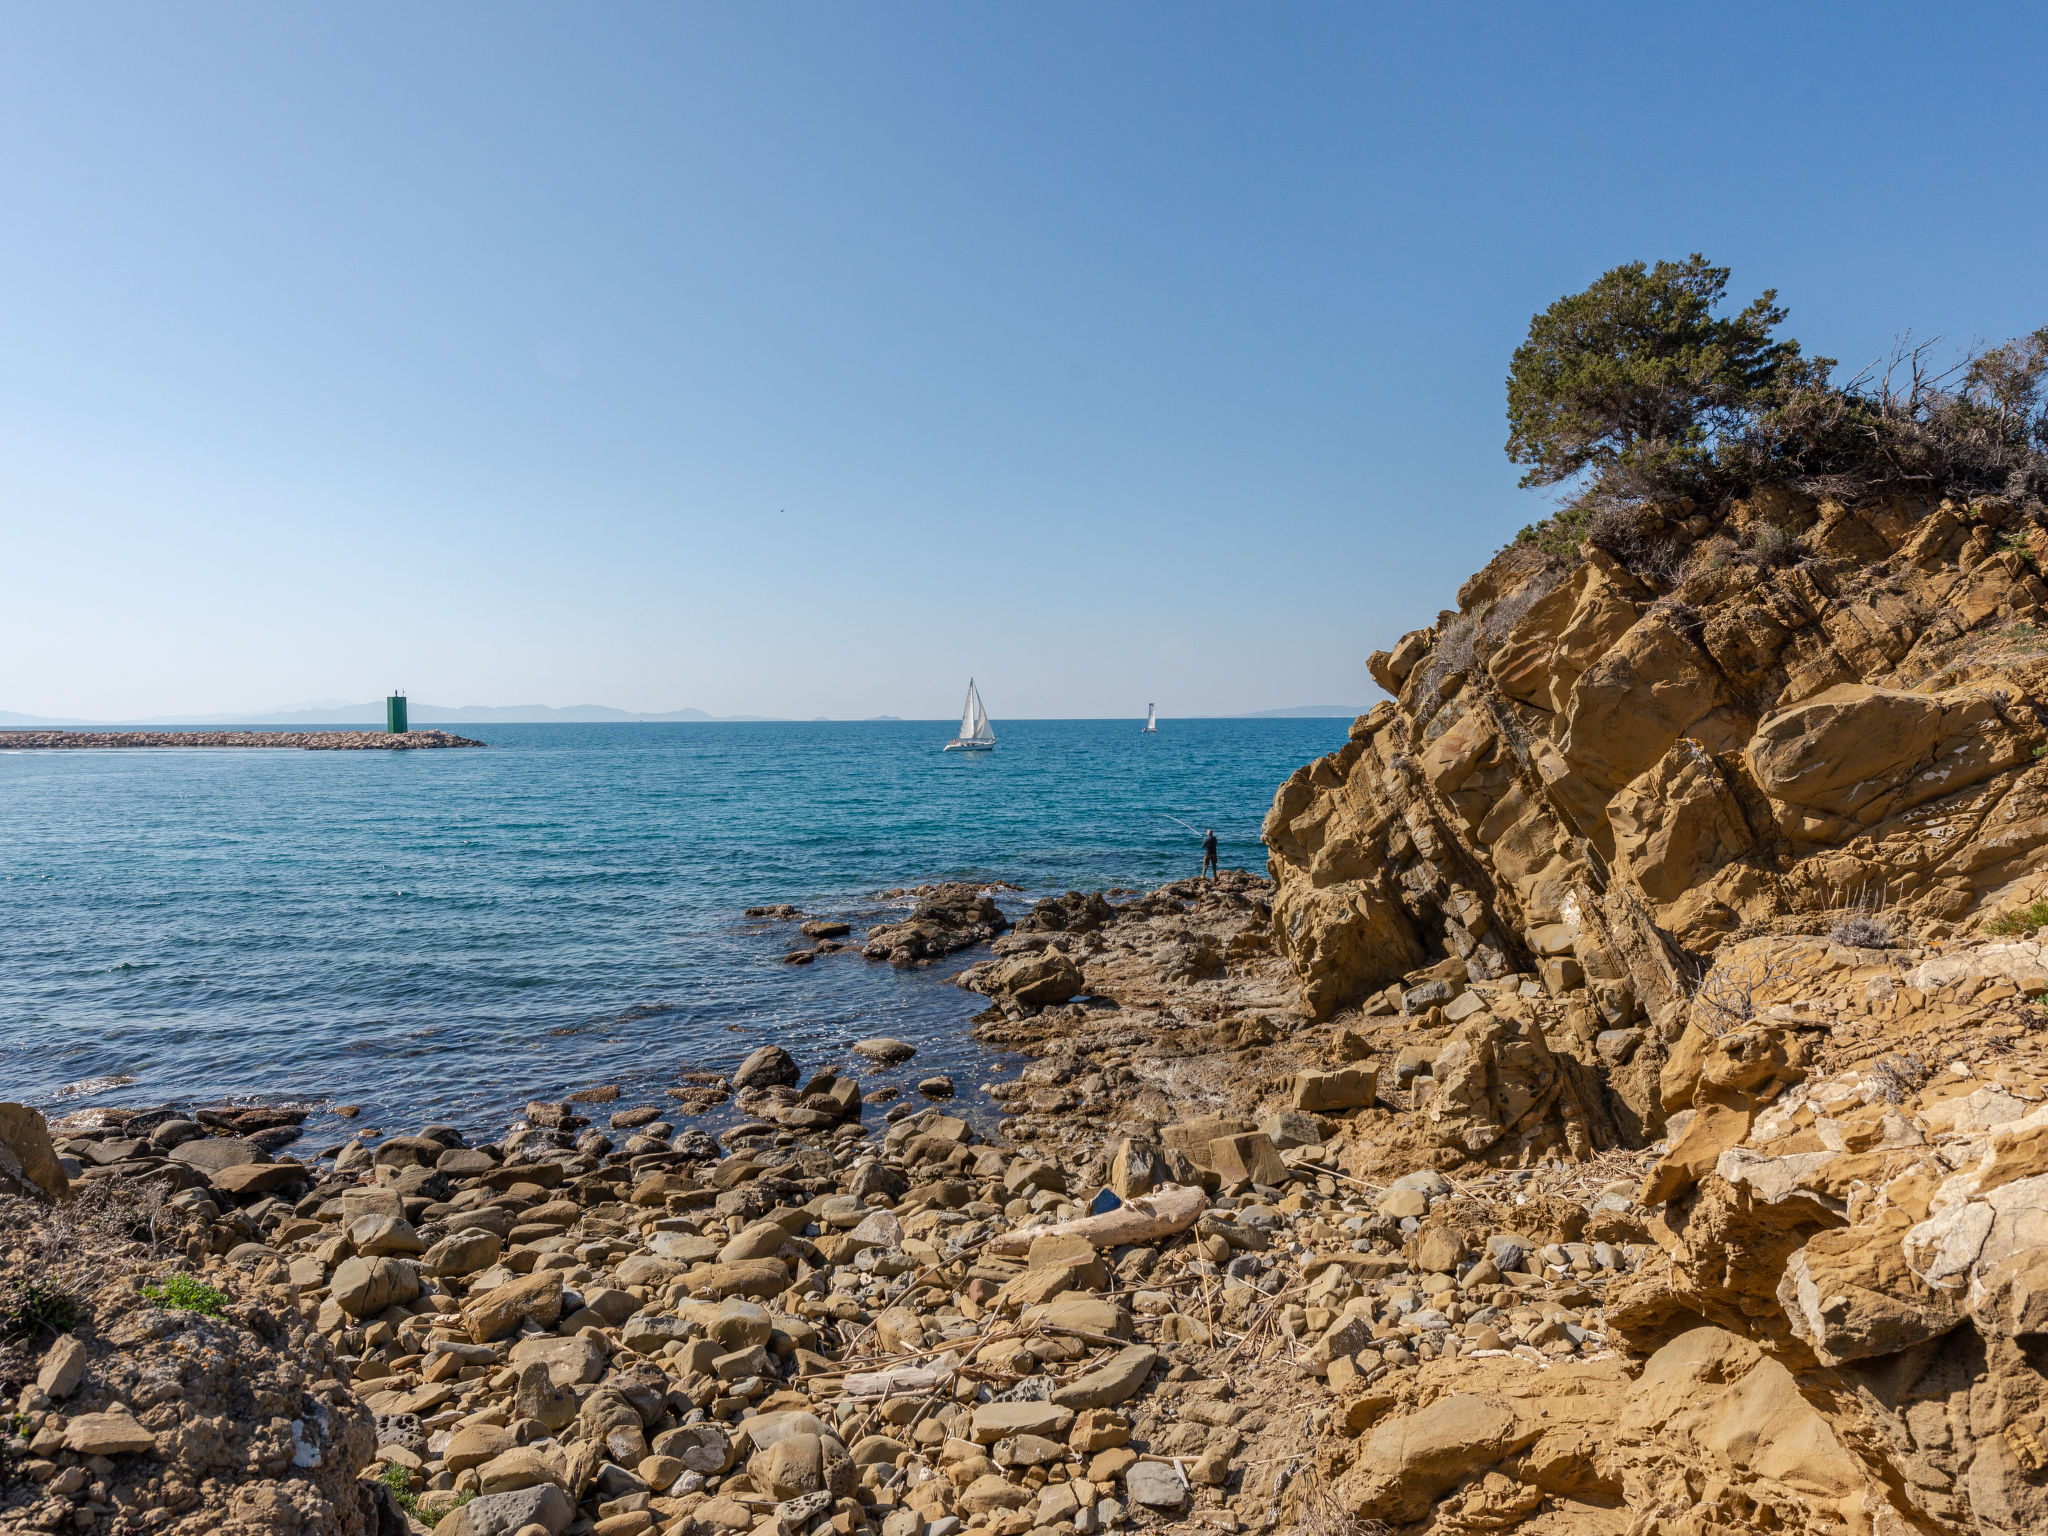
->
(1163, 814, 1223, 879)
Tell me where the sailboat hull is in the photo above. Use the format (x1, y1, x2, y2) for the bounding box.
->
(942, 740, 995, 752)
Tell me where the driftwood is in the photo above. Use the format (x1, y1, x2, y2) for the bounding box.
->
(984, 1183, 1209, 1257)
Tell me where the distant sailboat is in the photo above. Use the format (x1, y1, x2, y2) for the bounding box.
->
(944, 679, 996, 753)
(1142, 703, 1157, 734)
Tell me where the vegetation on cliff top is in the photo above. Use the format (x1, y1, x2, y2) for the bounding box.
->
(1508, 254, 2048, 552)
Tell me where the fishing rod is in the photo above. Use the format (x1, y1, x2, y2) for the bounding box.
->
(1161, 814, 1204, 835)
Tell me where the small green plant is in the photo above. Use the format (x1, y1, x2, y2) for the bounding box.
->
(0, 1276, 81, 1340)
(141, 1273, 226, 1316)
(1999, 531, 2040, 570)
(1985, 899, 2048, 937)
(2033, 744, 2047, 761)
(375, 1466, 468, 1521)
(377, 1463, 420, 1517)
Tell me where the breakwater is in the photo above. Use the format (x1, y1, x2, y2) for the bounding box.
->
(1, 729, 485, 749)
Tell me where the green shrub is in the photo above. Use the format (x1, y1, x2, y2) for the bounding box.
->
(141, 1273, 226, 1316)
(0, 1276, 81, 1340)
(1985, 900, 2048, 936)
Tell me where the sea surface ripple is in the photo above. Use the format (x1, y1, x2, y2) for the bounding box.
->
(0, 717, 1348, 1142)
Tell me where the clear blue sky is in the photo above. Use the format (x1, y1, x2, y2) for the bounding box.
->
(5, 3, 2044, 721)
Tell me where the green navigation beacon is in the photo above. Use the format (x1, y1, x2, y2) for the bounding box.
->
(386, 692, 408, 734)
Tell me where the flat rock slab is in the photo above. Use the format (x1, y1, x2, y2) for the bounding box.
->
(211, 1160, 306, 1197)
(167, 1136, 267, 1173)
(1051, 1345, 1160, 1410)
(62, 1408, 156, 1456)
(970, 1400, 1075, 1443)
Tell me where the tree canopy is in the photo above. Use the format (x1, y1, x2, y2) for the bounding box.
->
(1505, 255, 1811, 498)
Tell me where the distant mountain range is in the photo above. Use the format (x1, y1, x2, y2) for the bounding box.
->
(2, 702, 1364, 727)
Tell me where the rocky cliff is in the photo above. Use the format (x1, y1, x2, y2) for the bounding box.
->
(1243, 487, 2048, 1533)
(1265, 487, 2048, 1143)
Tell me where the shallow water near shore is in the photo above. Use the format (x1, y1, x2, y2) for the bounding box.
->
(0, 717, 1346, 1144)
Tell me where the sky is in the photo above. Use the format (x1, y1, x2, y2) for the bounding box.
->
(4, 3, 2046, 722)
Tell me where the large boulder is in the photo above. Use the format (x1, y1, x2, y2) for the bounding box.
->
(0, 1103, 68, 1200)
(974, 950, 1084, 1008)
(1344, 1393, 1537, 1523)
(732, 1045, 799, 1089)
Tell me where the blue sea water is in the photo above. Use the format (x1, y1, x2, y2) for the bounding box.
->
(0, 718, 1347, 1144)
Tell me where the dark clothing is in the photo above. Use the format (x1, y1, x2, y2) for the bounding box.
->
(1201, 833, 1218, 877)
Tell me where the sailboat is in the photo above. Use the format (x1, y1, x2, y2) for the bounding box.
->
(943, 679, 996, 752)
(1142, 703, 1158, 734)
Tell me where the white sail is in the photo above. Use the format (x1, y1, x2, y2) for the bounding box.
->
(1144, 702, 1157, 732)
(946, 679, 994, 749)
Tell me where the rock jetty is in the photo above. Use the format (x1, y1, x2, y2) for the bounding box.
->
(2, 731, 484, 750)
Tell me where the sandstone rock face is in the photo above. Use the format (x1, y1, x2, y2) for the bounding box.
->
(1604, 931, 2048, 1532)
(1270, 499, 2048, 1114)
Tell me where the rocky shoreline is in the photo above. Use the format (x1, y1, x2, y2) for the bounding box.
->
(10, 485, 2048, 1536)
(1, 731, 485, 751)
(10, 851, 2048, 1536)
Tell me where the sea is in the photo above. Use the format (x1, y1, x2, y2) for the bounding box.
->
(0, 718, 1349, 1147)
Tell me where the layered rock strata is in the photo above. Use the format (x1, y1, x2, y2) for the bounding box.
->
(1265, 489, 2048, 1145)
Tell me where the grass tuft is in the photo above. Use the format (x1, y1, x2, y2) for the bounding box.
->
(0, 1276, 82, 1341)
(141, 1273, 227, 1316)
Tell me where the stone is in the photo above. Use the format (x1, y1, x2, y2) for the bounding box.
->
(977, 950, 1085, 1007)
(845, 1209, 903, 1251)
(853, 1038, 917, 1065)
(1293, 1067, 1377, 1113)
(971, 1401, 1075, 1443)
(330, 1255, 421, 1318)
(1068, 1409, 1129, 1453)
(689, 1258, 790, 1298)
(35, 1334, 87, 1399)
(1414, 1227, 1467, 1275)
(1261, 1110, 1325, 1149)
(211, 1160, 306, 1197)
(350, 1213, 427, 1256)
(435, 1483, 574, 1536)
(509, 1334, 609, 1387)
(464, 1270, 564, 1342)
(957, 1472, 1033, 1513)
(166, 1135, 266, 1173)
(1190, 1131, 1287, 1188)
(476, 1445, 569, 1495)
(61, 1405, 156, 1456)
(443, 1424, 518, 1473)
(733, 1045, 800, 1089)
(423, 1229, 504, 1276)
(1050, 1345, 1159, 1410)
(652, 1422, 734, 1474)
(1348, 1393, 1537, 1523)
(718, 1218, 791, 1263)
(1122, 1460, 1188, 1512)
